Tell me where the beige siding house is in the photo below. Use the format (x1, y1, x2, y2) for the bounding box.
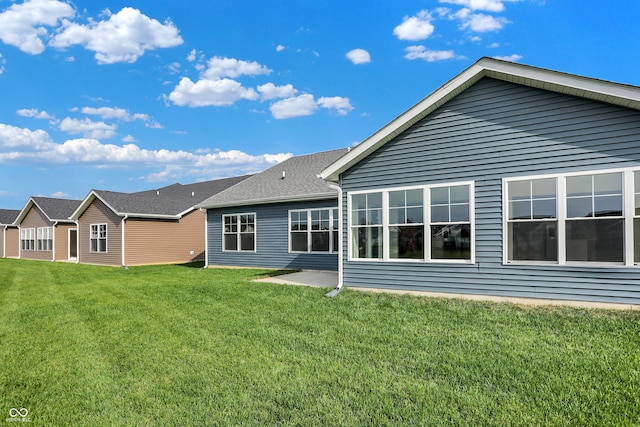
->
(0, 209, 19, 258)
(70, 176, 250, 267)
(14, 197, 81, 262)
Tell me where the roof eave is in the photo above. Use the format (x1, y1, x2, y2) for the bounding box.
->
(198, 192, 338, 210)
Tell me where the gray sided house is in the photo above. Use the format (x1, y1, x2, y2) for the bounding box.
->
(70, 176, 250, 267)
(322, 57, 640, 305)
(14, 197, 82, 262)
(0, 209, 20, 258)
(198, 149, 348, 271)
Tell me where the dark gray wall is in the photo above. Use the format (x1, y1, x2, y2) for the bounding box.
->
(340, 77, 640, 304)
(207, 199, 338, 271)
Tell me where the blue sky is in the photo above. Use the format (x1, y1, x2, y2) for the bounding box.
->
(1, 0, 639, 209)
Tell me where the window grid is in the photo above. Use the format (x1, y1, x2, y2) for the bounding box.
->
(90, 224, 107, 253)
(289, 208, 338, 254)
(37, 227, 53, 251)
(20, 228, 35, 251)
(223, 214, 256, 252)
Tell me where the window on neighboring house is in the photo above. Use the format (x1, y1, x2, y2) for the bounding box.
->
(430, 185, 471, 260)
(289, 208, 339, 253)
(90, 224, 107, 253)
(351, 192, 383, 259)
(223, 214, 256, 252)
(20, 228, 35, 251)
(506, 178, 558, 262)
(634, 172, 640, 264)
(37, 227, 53, 251)
(349, 183, 474, 262)
(505, 170, 632, 266)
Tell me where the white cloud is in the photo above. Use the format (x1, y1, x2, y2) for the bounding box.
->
(317, 97, 353, 116)
(0, 123, 292, 181)
(454, 9, 509, 32)
(270, 94, 317, 119)
(276, 44, 285, 52)
(393, 10, 435, 41)
(0, 0, 74, 55)
(122, 135, 136, 143)
(202, 56, 271, 80)
(81, 106, 150, 122)
(17, 108, 55, 119)
(404, 46, 456, 62)
(257, 83, 298, 101)
(493, 54, 522, 62)
(59, 117, 116, 139)
(167, 77, 259, 107)
(346, 48, 371, 64)
(440, 0, 514, 12)
(187, 48, 197, 62)
(50, 7, 183, 64)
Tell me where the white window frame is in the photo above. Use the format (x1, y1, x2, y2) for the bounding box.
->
(20, 227, 35, 251)
(90, 223, 108, 253)
(503, 167, 637, 267)
(288, 207, 339, 254)
(222, 213, 256, 253)
(37, 226, 53, 251)
(348, 181, 475, 264)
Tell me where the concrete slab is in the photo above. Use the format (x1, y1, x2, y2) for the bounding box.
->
(254, 271, 337, 288)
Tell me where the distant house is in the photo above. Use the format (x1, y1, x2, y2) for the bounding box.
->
(69, 177, 250, 267)
(321, 57, 640, 305)
(197, 149, 348, 271)
(0, 209, 20, 258)
(14, 197, 82, 262)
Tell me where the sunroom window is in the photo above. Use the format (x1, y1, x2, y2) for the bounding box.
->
(351, 192, 383, 259)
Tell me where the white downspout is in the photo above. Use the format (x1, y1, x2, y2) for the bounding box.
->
(52, 221, 58, 261)
(201, 208, 209, 268)
(326, 183, 344, 297)
(122, 215, 128, 268)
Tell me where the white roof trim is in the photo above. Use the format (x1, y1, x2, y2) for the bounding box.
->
(321, 57, 640, 182)
(197, 192, 337, 210)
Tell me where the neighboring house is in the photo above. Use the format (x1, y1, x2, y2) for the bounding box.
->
(14, 197, 82, 262)
(0, 209, 20, 258)
(321, 57, 640, 305)
(197, 149, 348, 271)
(69, 176, 250, 267)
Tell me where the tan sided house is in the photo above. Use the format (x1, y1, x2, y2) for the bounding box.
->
(70, 176, 250, 267)
(0, 209, 20, 259)
(14, 197, 82, 262)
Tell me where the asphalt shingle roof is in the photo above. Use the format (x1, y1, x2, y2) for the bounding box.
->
(0, 209, 19, 225)
(91, 175, 251, 217)
(197, 148, 348, 208)
(31, 197, 82, 221)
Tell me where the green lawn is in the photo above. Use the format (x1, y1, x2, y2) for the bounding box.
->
(0, 259, 638, 426)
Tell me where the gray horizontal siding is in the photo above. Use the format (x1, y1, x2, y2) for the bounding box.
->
(207, 199, 338, 271)
(341, 77, 640, 305)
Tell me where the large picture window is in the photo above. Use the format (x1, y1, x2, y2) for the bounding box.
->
(90, 224, 107, 253)
(289, 208, 338, 253)
(349, 182, 474, 263)
(20, 228, 35, 251)
(223, 214, 256, 252)
(505, 169, 637, 266)
(37, 227, 53, 251)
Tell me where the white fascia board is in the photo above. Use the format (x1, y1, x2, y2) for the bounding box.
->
(69, 191, 120, 220)
(119, 212, 181, 220)
(198, 192, 338, 210)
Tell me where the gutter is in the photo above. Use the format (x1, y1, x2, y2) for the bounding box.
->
(325, 183, 344, 297)
(122, 215, 128, 267)
(201, 208, 209, 268)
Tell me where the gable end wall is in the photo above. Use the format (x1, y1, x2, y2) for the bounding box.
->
(341, 77, 640, 304)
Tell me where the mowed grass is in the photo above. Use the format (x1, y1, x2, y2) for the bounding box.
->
(0, 259, 639, 426)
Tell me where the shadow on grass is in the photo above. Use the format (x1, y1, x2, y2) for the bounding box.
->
(176, 261, 206, 269)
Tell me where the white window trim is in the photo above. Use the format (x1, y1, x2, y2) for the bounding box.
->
(37, 226, 53, 251)
(222, 213, 257, 253)
(288, 207, 339, 254)
(90, 223, 108, 254)
(503, 167, 638, 268)
(20, 227, 35, 251)
(348, 181, 475, 264)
